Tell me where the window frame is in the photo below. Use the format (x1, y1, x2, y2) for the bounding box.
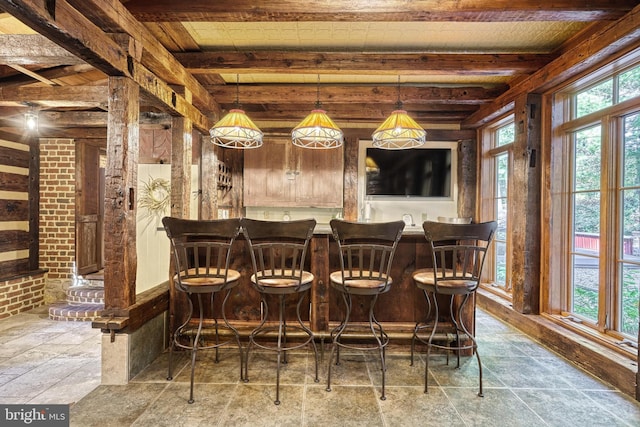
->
(480, 114, 515, 298)
(548, 57, 640, 351)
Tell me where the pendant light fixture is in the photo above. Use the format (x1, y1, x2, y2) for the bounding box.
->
(292, 75, 343, 149)
(372, 76, 426, 149)
(210, 74, 263, 149)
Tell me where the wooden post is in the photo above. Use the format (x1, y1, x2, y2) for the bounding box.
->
(170, 113, 192, 218)
(27, 135, 40, 271)
(167, 94, 193, 335)
(103, 76, 139, 310)
(200, 133, 218, 220)
(310, 235, 330, 332)
(511, 93, 542, 314)
(458, 138, 477, 219)
(343, 136, 358, 221)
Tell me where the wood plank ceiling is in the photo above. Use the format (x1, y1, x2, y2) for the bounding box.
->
(0, 0, 638, 137)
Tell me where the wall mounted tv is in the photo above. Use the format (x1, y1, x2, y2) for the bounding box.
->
(365, 147, 452, 198)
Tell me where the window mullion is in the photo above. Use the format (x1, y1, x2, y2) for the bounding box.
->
(598, 117, 615, 333)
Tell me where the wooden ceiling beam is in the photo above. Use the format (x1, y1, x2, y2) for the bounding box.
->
(0, 64, 97, 88)
(463, 3, 640, 127)
(1, 0, 211, 132)
(251, 111, 471, 123)
(208, 84, 505, 105)
(143, 22, 200, 52)
(178, 51, 555, 76)
(0, 85, 106, 104)
(6, 64, 58, 86)
(65, 0, 219, 116)
(36, 110, 172, 128)
(122, 0, 636, 22)
(0, 34, 85, 66)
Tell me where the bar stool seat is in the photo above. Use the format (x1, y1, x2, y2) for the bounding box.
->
(329, 271, 391, 291)
(251, 270, 314, 289)
(413, 269, 476, 292)
(179, 268, 241, 288)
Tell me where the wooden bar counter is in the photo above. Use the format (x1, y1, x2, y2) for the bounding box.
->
(171, 224, 474, 344)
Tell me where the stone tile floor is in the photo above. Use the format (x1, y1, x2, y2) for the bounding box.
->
(0, 305, 101, 405)
(1, 306, 639, 426)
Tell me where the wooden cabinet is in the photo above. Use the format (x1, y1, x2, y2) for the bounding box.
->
(244, 137, 343, 207)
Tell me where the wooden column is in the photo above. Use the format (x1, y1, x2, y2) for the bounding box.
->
(310, 235, 330, 332)
(458, 138, 477, 218)
(200, 134, 218, 220)
(170, 113, 192, 218)
(343, 136, 358, 221)
(224, 148, 245, 218)
(511, 93, 542, 314)
(27, 135, 40, 271)
(103, 77, 139, 310)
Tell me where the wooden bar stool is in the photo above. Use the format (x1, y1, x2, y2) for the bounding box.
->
(411, 220, 497, 396)
(162, 217, 244, 404)
(240, 218, 319, 405)
(326, 219, 405, 400)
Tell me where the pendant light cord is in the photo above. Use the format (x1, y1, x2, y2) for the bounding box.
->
(395, 75, 403, 110)
(315, 74, 322, 109)
(234, 74, 240, 109)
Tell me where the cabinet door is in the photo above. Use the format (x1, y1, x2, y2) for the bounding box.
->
(244, 138, 343, 207)
(244, 138, 294, 206)
(295, 145, 343, 207)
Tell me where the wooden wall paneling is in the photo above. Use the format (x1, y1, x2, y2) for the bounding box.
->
(0, 171, 29, 191)
(0, 144, 30, 168)
(0, 136, 34, 278)
(103, 77, 139, 310)
(0, 230, 30, 252)
(0, 199, 28, 221)
(0, 259, 30, 278)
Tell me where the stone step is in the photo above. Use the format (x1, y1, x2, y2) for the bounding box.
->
(67, 286, 105, 304)
(48, 284, 105, 321)
(48, 302, 103, 322)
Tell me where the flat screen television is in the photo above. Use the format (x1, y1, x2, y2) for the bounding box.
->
(365, 147, 452, 198)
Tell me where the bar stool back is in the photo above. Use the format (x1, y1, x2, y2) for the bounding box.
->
(240, 218, 319, 405)
(326, 219, 405, 400)
(411, 220, 497, 397)
(162, 217, 243, 404)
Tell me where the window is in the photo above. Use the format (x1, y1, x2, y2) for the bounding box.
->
(569, 125, 601, 323)
(550, 59, 640, 348)
(481, 118, 514, 294)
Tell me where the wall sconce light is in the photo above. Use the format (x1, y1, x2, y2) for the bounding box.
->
(24, 108, 38, 133)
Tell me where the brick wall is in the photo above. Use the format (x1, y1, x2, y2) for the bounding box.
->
(0, 273, 46, 319)
(39, 138, 76, 303)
